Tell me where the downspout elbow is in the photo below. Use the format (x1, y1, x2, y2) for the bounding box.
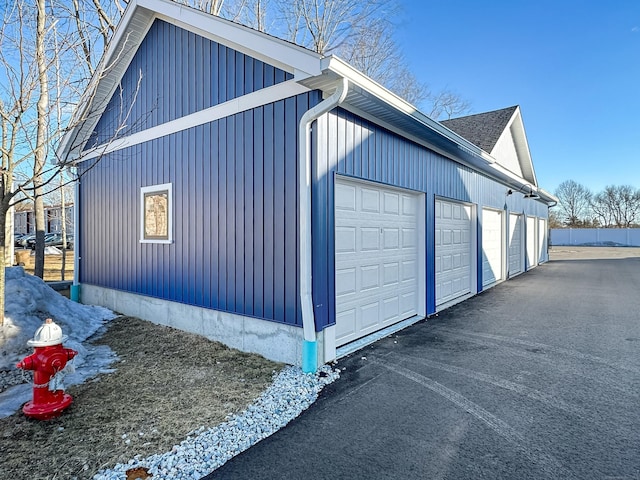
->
(299, 78, 348, 372)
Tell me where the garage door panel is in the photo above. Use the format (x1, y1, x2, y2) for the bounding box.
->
(526, 217, 537, 269)
(538, 219, 547, 263)
(400, 292, 416, 315)
(509, 214, 523, 276)
(336, 226, 356, 253)
(383, 262, 400, 286)
(402, 260, 417, 282)
(336, 267, 356, 296)
(482, 209, 504, 287)
(383, 192, 400, 214)
(335, 178, 423, 347)
(361, 227, 380, 251)
(336, 184, 357, 211)
(383, 296, 400, 321)
(361, 265, 380, 290)
(361, 188, 380, 212)
(383, 228, 400, 249)
(402, 228, 416, 248)
(436, 199, 473, 306)
(403, 196, 417, 215)
(336, 308, 356, 339)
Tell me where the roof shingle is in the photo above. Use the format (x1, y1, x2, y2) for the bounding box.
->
(441, 106, 518, 153)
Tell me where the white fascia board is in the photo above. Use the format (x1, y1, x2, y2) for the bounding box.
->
(509, 110, 538, 186)
(76, 80, 311, 163)
(323, 56, 490, 162)
(142, 0, 323, 77)
(538, 188, 559, 204)
(57, 0, 150, 162)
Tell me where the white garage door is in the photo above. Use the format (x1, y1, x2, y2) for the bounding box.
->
(334, 178, 423, 347)
(538, 218, 548, 263)
(435, 199, 472, 306)
(508, 213, 524, 276)
(482, 208, 503, 287)
(526, 216, 538, 269)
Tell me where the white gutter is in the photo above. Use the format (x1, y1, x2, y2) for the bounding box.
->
(299, 78, 349, 373)
(323, 56, 490, 162)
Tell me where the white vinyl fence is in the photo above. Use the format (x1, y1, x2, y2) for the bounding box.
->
(550, 228, 640, 247)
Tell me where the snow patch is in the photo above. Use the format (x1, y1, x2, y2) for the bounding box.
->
(0, 266, 117, 417)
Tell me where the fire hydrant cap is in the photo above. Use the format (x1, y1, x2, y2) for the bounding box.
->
(27, 319, 68, 347)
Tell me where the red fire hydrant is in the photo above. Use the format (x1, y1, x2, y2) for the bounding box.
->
(16, 318, 78, 420)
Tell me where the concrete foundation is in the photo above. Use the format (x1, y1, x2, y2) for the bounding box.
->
(81, 285, 306, 366)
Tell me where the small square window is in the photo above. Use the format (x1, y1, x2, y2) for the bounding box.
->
(140, 183, 173, 244)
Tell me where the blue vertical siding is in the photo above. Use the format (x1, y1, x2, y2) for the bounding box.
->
(79, 91, 321, 327)
(312, 107, 550, 328)
(86, 20, 294, 149)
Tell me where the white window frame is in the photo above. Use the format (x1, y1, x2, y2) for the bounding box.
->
(140, 183, 173, 244)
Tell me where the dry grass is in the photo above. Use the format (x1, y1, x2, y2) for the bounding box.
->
(14, 249, 74, 282)
(0, 316, 281, 479)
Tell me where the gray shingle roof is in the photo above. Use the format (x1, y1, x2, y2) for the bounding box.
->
(441, 106, 518, 153)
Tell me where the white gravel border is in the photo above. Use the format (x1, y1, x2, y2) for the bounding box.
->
(93, 365, 339, 480)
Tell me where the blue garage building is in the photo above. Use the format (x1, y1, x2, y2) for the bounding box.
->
(59, 0, 557, 371)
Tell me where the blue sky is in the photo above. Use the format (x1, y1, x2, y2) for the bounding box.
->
(397, 0, 640, 195)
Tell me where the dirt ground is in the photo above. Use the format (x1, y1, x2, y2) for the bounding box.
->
(14, 249, 74, 282)
(0, 316, 281, 480)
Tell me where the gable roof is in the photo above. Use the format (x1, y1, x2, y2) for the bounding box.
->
(441, 106, 517, 153)
(442, 106, 538, 187)
(57, 0, 556, 205)
(56, 0, 323, 161)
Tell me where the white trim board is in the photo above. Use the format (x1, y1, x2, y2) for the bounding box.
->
(140, 183, 173, 244)
(76, 80, 311, 163)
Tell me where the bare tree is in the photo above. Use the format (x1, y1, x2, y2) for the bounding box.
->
(554, 180, 592, 227)
(548, 208, 563, 229)
(429, 89, 472, 120)
(591, 185, 640, 228)
(33, 0, 50, 279)
(281, 1, 468, 116)
(590, 191, 614, 228)
(0, 0, 142, 326)
(229, 0, 269, 31)
(275, 0, 389, 54)
(336, 17, 428, 106)
(175, 0, 225, 15)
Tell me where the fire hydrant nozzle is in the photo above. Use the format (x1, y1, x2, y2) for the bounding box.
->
(16, 319, 77, 420)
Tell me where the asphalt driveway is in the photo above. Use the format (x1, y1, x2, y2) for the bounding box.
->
(204, 247, 640, 480)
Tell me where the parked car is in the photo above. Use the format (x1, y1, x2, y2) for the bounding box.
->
(28, 233, 57, 250)
(17, 234, 36, 249)
(14, 233, 27, 248)
(45, 233, 73, 249)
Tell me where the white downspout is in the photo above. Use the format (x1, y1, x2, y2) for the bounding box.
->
(70, 170, 80, 302)
(299, 78, 349, 373)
